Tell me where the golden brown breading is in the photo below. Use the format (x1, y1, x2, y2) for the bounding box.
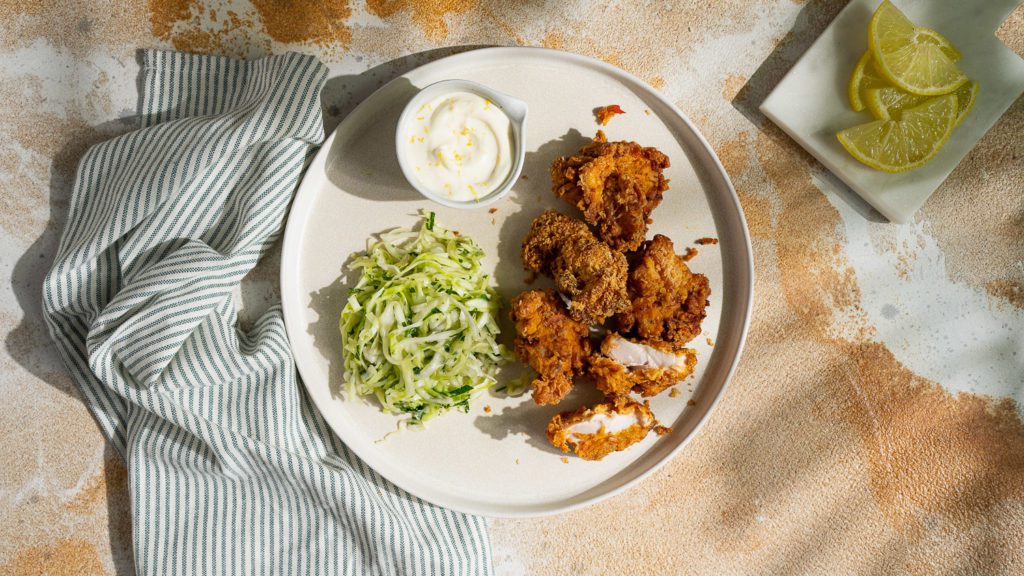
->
(616, 234, 710, 346)
(510, 290, 592, 405)
(521, 210, 629, 325)
(587, 333, 697, 397)
(550, 130, 670, 252)
(547, 396, 656, 461)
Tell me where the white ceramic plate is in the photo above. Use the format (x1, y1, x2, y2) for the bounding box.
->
(761, 0, 1024, 224)
(281, 47, 753, 517)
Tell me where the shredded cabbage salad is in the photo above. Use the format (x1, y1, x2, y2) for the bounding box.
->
(340, 212, 508, 426)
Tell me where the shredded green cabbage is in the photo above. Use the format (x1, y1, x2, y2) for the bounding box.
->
(340, 211, 508, 426)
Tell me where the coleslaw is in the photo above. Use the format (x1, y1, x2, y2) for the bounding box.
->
(340, 212, 508, 426)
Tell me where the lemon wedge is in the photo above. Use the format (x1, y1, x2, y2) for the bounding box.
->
(869, 1, 967, 95)
(864, 87, 926, 120)
(866, 80, 978, 126)
(848, 51, 892, 112)
(837, 94, 957, 172)
(915, 27, 963, 61)
(950, 80, 979, 127)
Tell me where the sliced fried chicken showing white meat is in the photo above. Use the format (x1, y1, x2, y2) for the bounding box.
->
(546, 396, 656, 461)
(588, 333, 697, 397)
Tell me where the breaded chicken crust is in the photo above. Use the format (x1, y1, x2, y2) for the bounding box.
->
(510, 290, 592, 405)
(550, 130, 670, 252)
(588, 334, 697, 397)
(521, 210, 629, 325)
(547, 396, 655, 460)
(616, 234, 710, 346)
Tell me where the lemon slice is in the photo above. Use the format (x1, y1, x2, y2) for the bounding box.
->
(915, 27, 962, 61)
(950, 80, 979, 127)
(837, 94, 957, 172)
(869, 1, 967, 95)
(864, 87, 926, 120)
(848, 51, 892, 112)
(866, 80, 978, 125)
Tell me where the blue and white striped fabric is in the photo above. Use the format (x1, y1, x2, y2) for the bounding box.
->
(42, 50, 492, 576)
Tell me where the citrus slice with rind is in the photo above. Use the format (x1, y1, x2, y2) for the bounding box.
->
(864, 87, 927, 120)
(848, 51, 892, 112)
(837, 94, 957, 173)
(915, 27, 962, 61)
(950, 80, 979, 127)
(866, 80, 978, 125)
(869, 1, 967, 96)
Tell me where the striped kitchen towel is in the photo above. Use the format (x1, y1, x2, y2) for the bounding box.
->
(42, 50, 492, 575)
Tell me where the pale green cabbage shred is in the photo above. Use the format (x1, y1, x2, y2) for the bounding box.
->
(340, 212, 508, 425)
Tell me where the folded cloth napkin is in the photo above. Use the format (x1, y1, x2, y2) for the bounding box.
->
(42, 50, 491, 576)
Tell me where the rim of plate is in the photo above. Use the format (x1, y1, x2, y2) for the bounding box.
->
(280, 46, 754, 518)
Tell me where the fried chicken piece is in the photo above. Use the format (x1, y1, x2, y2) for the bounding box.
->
(510, 290, 592, 405)
(616, 234, 710, 346)
(588, 333, 697, 397)
(550, 131, 670, 251)
(547, 396, 656, 461)
(521, 210, 629, 325)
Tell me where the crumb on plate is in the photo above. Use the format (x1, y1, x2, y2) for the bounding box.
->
(695, 237, 719, 245)
(594, 104, 626, 126)
(669, 387, 681, 398)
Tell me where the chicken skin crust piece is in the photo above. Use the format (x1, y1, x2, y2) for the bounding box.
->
(616, 234, 710, 347)
(550, 130, 670, 252)
(521, 210, 630, 325)
(510, 290, 592, 405)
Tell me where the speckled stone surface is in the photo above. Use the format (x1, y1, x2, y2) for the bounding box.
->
(1, 2, 1022, 574)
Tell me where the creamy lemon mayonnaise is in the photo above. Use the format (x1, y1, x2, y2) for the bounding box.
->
(403, 91, 512, 201)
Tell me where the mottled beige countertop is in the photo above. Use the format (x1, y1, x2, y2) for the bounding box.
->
(2, 1, 1023, 574)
